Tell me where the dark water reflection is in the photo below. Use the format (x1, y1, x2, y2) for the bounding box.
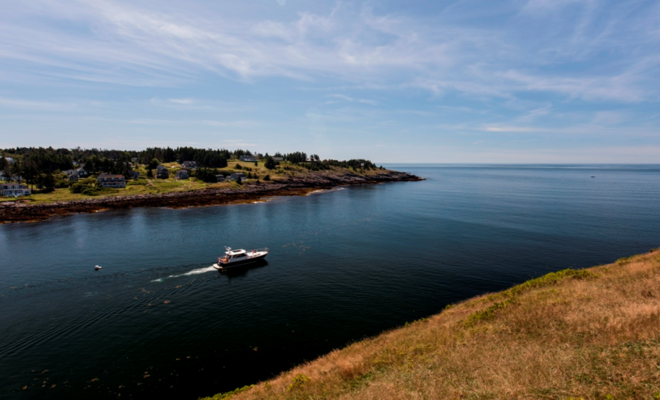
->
(1, 164, 660, 399)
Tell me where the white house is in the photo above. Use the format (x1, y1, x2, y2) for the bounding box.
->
(228, 172, 246, 182)
(97, 174, 126, 188)
(2, 183, 30, 197)
(239, 155, 258, 162)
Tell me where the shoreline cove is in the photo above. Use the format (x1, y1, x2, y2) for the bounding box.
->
(202, 248, 660, 400)
(2, 164, 659, 399)
(0, 170, 422, 224)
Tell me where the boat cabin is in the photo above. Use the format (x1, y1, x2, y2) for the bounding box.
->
(219, 249, 247, 263)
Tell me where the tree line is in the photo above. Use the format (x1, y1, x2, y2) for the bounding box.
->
(1, 147, 382, 191)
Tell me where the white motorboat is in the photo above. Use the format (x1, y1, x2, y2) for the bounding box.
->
(213, 247, 269, 271)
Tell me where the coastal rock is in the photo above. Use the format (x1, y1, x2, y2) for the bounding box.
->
(0, 171, 422, 223)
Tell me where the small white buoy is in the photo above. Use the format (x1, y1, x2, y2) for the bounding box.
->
(94, 265, 102, 270)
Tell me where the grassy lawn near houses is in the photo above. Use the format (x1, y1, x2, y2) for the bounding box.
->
(1, 160, 386, 204)
(0, 179, 235, 204)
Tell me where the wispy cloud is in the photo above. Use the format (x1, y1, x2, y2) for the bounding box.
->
(326, 94, 377, 105)
(1, 0, 660, 162)
(482, 125, 552, 133)
(1, 0, 658, 104)
(0, 97, 77, 111)
(168, 98, 195, 105)
(123, 118, 258, 128)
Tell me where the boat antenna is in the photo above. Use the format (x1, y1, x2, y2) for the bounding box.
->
(225, 246, 231, 252)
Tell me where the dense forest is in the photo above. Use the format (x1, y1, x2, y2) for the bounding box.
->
(0, 147, 381, 191)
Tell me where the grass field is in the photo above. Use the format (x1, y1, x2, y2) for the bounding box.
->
(1, 160, 380, 204)
(201, 249, 660, 400)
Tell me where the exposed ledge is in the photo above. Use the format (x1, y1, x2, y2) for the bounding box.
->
(0, 171, 423, 224)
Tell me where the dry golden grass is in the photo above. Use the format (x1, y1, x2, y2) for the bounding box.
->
(202, 250, 660, 400)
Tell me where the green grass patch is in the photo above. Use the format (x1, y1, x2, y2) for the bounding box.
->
(287, 374, 311, 392)
(616, 256, 632, 265)
(466, 269, 592, 327)
(505, 268, 592, 297)
(345, 371, 376, 391)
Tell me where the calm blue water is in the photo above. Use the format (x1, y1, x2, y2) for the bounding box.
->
(1, 164, 659, 399)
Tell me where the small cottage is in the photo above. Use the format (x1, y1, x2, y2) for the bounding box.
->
(228, 172, 246, 182)
(69, 172, 80, 182)
(216, 175, 226, 182)
(156, 165, 169, 179)
(182, 161, 197, 169)
(239, 155, 257, 162)
(176, 169, 190, 180)
(66, 170, 80, 182)
(97, 174, 126, 188)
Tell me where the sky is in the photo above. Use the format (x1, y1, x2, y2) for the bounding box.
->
(1, 0, 659, 163)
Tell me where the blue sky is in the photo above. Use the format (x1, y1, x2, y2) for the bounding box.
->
(1, 0, 659, 162)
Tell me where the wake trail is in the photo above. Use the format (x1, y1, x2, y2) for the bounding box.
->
(151, 266, 216, 282)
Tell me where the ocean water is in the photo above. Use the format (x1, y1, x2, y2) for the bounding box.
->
(1, 164, 659, 399)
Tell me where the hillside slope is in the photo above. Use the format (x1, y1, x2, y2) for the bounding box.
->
(204, 249, 660, 400)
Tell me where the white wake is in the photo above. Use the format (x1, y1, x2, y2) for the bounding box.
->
(151, 266, 216, 282)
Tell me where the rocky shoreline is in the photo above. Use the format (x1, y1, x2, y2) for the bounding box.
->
(0, 170, 422, 224)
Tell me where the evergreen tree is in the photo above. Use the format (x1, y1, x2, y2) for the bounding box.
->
(41, 172, 55, 193)
(147, 158, 160, 170)
(193, 168, 218, 183)
(22, 161, 39, 189)
(9, 161, 22, 182)
(265, 157, 276, 170)
(0, 155, 6, 177)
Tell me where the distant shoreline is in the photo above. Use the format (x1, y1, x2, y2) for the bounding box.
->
(0, 169, 422, 224)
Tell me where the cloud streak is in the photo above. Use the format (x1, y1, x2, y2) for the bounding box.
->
(1, 0, 659, 162)
(0, 0, 656, 103)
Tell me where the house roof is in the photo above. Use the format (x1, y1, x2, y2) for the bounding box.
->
(98, 174, 125, 179)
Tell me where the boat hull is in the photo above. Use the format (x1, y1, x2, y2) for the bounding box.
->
(213, 253, 268, 271)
